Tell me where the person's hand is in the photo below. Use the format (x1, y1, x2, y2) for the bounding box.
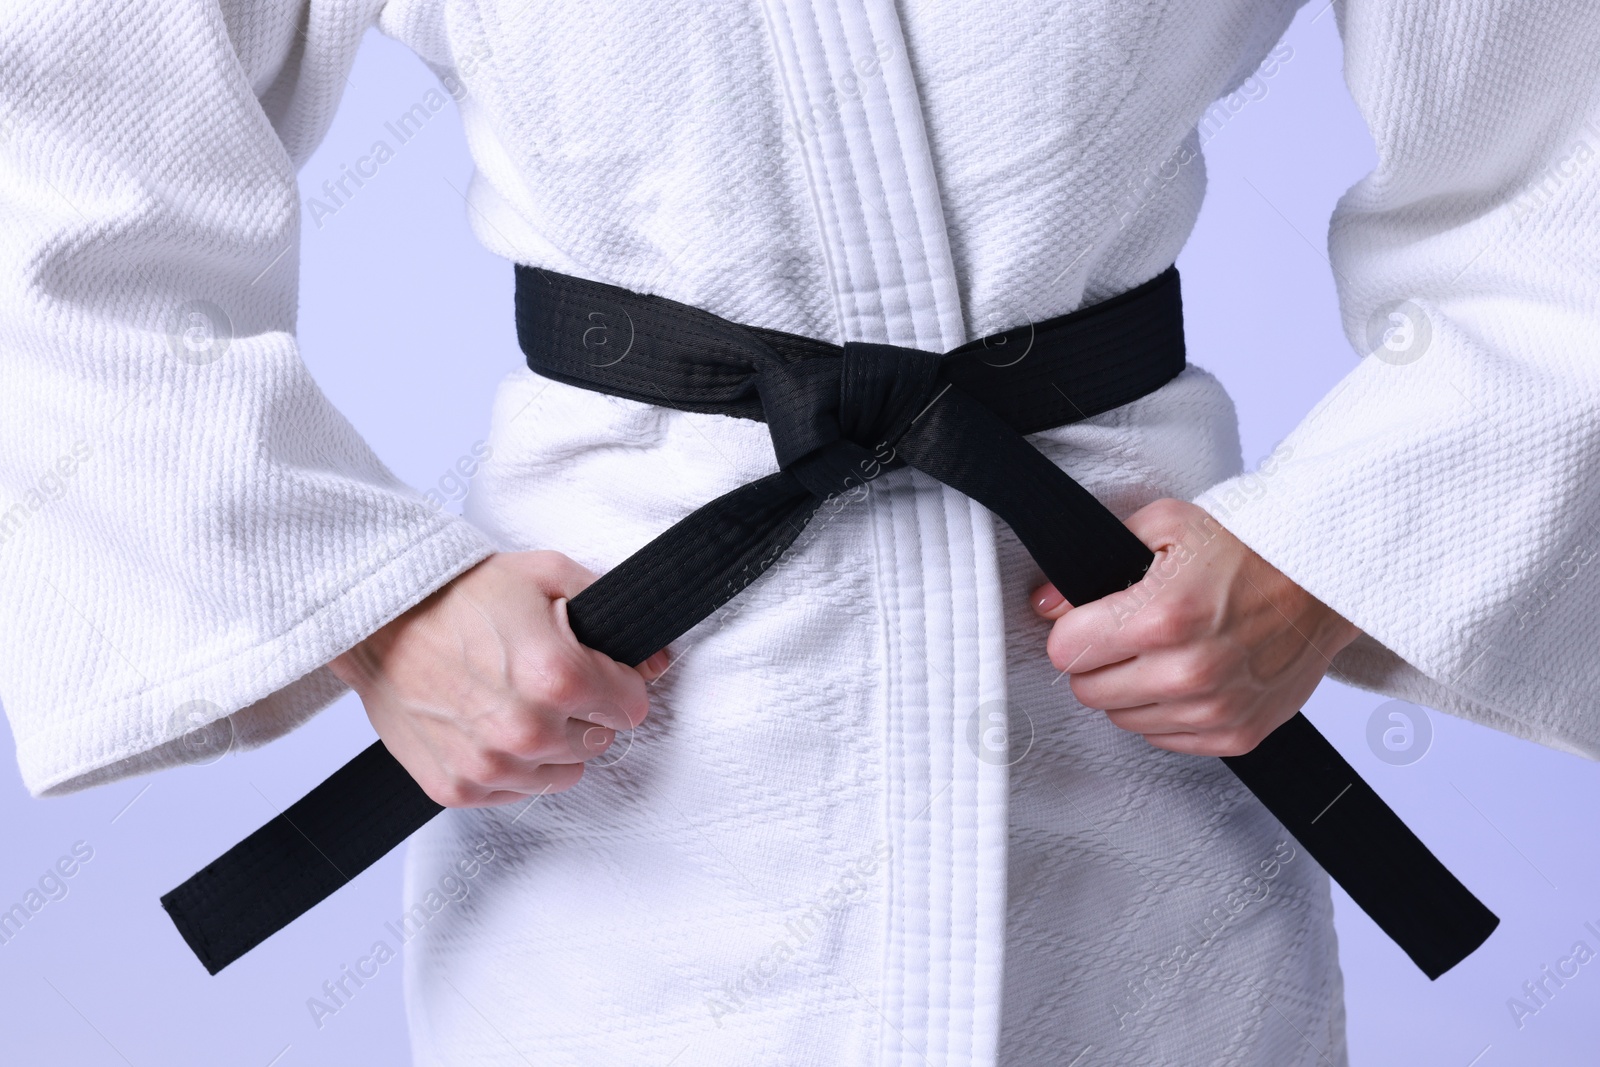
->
(1033, 498, 1360, 757)
(329, 551, 668, 807)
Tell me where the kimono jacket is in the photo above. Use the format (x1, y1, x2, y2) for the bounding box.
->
(2, 0, 1597, 1063)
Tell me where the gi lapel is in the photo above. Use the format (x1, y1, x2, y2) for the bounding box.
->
(755, 3, 1008, 1063)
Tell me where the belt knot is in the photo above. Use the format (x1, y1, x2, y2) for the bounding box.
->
(755, 341, 944, 498)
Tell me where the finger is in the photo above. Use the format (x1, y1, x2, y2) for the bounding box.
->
(1043, 505, 1225, 676)
(476, 790, 535, 807)
(1043, 561, 1192, 673)
(1124, 497, 1220, 552)
(1102, 702, 1210, 735)
(1067, 660, 1162, 711)
(448, 762, 587, 808)
(1139, 730, 1260, 758)
(495, 717, 616, 766)
(1030, 497, 1207, 620)
(636, 648, 671, 682)
(1068, 645, 1231, 710)
(1031, 582, 1072, 620)
(550, 597, 654, 728)
(1137, 731, 1209, 756)
(1045, 596, 1144, 675)
(1122, 497, 1184, 544)
(559, 716, 616, 762)
(530, 554, 670, 681)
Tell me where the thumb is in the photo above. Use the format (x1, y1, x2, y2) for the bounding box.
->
(1032, 500, 1202, 622)
(1031, 581, 1073, 620)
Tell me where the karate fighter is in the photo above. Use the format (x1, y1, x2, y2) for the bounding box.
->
(2, 1, 1597, 1064)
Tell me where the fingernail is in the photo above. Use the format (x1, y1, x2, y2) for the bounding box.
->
(1033, 584, 1065, 614)
(644, 650, 670, 674)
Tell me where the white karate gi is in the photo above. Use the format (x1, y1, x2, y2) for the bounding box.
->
(2, 0, 1598, 1063)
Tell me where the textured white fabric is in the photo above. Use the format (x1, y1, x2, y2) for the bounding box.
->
(0, 0, 497, 795)
(2, 0, 1596, 1064)
(753, 5, 1007, 1058)
(409, 363, 1342, 1065)
(759, 0, 968, 352)
(1191, 5, 1600, 765)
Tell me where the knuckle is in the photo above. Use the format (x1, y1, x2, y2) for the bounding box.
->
(1046, 630, 1081, 672)
(458, 749, 509, 787)
(1149, 497, 1187, 523)
(1146, 599, 1201, 646)
(1133, 497, 1187, 540)
(1185, 700, 1230, 730)
(1167, 654, 1219, 696)
(620, 686, 651, 728)
(529, 654, 589, 709)
(1165, 593, 1211, 632)
(546, 762, 585, 793)
(1044, 632, 1067, 670)
(1067, 674, 1100, 709)
(572, 725, 614, 757)
(1214, 728, 1259, 757)
(527, 549, 573, 577)
(426, 777, 478, 809)
(1126, 603, 1182, 648)
(494, 715, 550, 759)
(534, 549, 595, 593)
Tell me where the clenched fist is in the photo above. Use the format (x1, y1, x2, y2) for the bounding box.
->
(330, 551, 668, 808)
(1034, 498, 1360, 757)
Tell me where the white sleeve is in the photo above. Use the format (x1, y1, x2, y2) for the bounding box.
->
(0, 0, 495, 795)
(1191, 0, 1600, 757)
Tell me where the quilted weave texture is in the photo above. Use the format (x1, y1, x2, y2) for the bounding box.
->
(2, 0, 1597, 1064)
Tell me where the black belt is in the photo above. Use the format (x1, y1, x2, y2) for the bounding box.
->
(161, 265, 1498, 980)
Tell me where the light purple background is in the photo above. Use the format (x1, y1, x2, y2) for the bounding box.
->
(4, 7, 1598, 1064)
